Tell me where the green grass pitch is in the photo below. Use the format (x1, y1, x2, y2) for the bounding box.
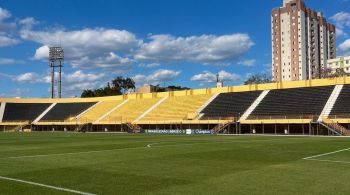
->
(0, 132, 350, 194)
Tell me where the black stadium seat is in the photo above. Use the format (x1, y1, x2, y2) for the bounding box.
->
(330, 85, 350, 118)
(201, 91, 262, 119)
(40, 102, 96, 121)
(3, 103, 51, 121)
(249, 86, 334, 119)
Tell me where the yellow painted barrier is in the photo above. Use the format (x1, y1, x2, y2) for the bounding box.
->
(1, 76, 349, 103)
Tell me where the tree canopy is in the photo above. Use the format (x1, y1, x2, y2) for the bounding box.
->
(152, 85, 191, 92)
(81, 77, 135, 98)
(244, 73, 272, 85)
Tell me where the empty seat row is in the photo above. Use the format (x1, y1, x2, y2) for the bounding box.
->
(249, 86, 334, 119)
(2, 103, 51, 121)
(200, 91, 262, 119)
(101, 98, 161, 123)
(142, 94, 213, 121)
(330, 85, 350, 118)
(41, 102, 97, 121)
(78, 100, 123, 123)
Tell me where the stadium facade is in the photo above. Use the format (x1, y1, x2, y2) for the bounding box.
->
(272, 0, 336, 82)
(1, 77, 350, 136)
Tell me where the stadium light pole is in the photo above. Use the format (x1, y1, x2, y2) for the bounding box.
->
(50, 60, 55, 99)
(49, 47, 64, 99)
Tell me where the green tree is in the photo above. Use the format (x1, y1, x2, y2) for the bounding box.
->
(81, 77, 136, 98)
(244, 74, 272, 85)
(81, 89, 95, 98)
(112, 76, 135, 95)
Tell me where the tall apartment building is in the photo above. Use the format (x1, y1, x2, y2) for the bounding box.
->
(271, 0, 336, 82)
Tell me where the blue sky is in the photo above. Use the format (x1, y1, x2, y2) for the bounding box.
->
(0, 0, 350, 98)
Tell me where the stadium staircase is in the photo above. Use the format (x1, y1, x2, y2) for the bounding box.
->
(239, 90, 270, 121)
(317, 85, 343, 122)
(76, 123, 92, 132)
(319, 119, 350, 136)
(212, 120, 235, 134)
(124, 123, 142, 133)
(0, 103, 5, 122)
(11, 123, 30, 132)
(33, 103, 56, 123)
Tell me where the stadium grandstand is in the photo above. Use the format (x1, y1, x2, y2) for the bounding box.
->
(1, 77, 350, 136)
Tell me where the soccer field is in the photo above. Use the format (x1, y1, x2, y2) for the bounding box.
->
(0, 133, 350, 194)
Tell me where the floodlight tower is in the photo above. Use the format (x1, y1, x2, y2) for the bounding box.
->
(49, 47, 64, 98)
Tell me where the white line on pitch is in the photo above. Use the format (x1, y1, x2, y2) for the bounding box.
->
(0, 138, 301, 160)
(304, 159, 350, 165)
(146, 143, 160, 148)
(303, 148, 350, 160)
(0, 146, 147, 160)
(0, 176, 95, 195)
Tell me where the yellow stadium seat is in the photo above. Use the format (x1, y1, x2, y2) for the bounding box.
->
(100, 98, 162, 123)
(141, 94, 213, 121)
(76, 100, 123, 123)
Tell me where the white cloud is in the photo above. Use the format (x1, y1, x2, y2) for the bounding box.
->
(0, 8, 18, 47)
(13, 70, 107, 96)
(336, 28, 348, 37)
(64, 70, 105, 84)
(331, 12, 350, 38)
(70, 52, 133, 71)
(135, 34, 254, 64)
(339, 39, 350, 54)
(331, 12, 350, 29)
(132, 69, 181, 86)
(0, 58, 23, 65)
(22, 28, 141, 70)
(0, 7, 11, 21)
(14, 72, 44, 83)
(0, 88, 30, 98)
(33, 45, 49, 60)
(0, 35, 19, 47)
(21, 28, 141, 59)
(238, 59, 256, 67)
(0, 7, 16, 31)
(19, 17, 39, 29)
(191, 70, 240, 83)
(62, 71, 106, 94)
(139, 63, 160, 68)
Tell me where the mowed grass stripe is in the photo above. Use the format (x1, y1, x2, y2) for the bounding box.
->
(1, 133, 350, 194)
(0, 175, 95, 195)
(0, 137, 322, 160)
